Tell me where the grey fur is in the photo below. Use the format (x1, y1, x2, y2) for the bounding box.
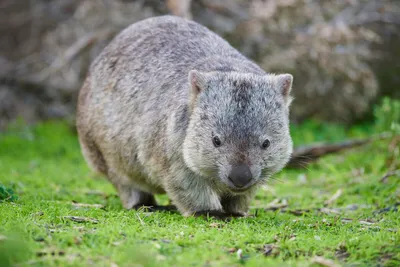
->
(76, 15, 293, 216)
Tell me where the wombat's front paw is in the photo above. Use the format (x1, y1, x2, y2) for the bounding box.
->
(193, 210, 244, 221)
(226, 211, 247, 217)
(133, 204, 178, 213)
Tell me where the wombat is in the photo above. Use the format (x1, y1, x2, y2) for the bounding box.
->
(77, 15, 293, 217)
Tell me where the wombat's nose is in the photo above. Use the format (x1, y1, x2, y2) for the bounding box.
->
(228, 164, 252, 188)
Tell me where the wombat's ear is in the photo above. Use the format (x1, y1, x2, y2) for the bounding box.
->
(189, 70, 208, 95)
(276, 74, 293, 107)
(188, 70, 209, 108)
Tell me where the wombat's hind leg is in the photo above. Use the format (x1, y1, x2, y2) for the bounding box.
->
(107, 170, 156, 209)
(118, 187, 157, 209)
(120, 187, 177, 212)
(78, 134, 108, 175)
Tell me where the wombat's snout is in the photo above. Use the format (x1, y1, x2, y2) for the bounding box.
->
(228, 164, 253, 188)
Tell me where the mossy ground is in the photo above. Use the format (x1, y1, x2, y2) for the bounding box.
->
(0, 118, 399, 267)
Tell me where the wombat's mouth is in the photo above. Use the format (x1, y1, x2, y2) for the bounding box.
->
(224, 179, 257, 194)
(228, 187, 250, 194)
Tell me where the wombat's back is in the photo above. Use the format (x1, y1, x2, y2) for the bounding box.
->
(81, 15, 250, 127)
(91, 15, 245, 93)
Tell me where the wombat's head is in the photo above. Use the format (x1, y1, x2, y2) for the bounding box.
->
(183, 71, 293, 193)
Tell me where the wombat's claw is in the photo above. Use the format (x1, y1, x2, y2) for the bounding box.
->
(132, 204, 178, 213)
(227, 211, 246, 218)
(152, 205, 178, 212)
(193, 210, 242, 221)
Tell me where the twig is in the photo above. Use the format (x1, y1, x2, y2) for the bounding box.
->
(312, 256, 340, 267)
(263, 198, 288, 211)
(71, 201, 104, 209)
(34, 29, 112, 81)
(63, 216, 99, 224)
(380, 169, 400, 183)
(319, 208, 341, 215)
(0, 72, 73, 96)
(341, 218, 376, 226)
(136, 213, 146, 226)
(324, 189, 343, 206)
(198, 0, 248, 19)
(288, 132, 392, 168)
(261, 204, 367, 216)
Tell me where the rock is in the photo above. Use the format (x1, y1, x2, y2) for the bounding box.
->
(0, 0, 399, 129)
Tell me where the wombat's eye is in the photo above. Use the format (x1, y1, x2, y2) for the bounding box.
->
(262, 139, 270, 149)
(212, 136, 222, 147)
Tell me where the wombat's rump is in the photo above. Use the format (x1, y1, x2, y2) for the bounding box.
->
(77, 16, 293, 217)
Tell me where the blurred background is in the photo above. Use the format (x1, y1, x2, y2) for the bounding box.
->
(0, 0, 399, 130)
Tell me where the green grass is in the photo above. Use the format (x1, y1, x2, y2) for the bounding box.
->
(0, 118, 399, 267)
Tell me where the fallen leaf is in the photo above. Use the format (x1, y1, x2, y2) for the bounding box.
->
(264, 198, 288, 210)
(341, 218, 353, 224)
(156, 255, 166, 261)
(33, 211, 44, 216)
(84, 190, 108, 198)
(262, 244, 279, 257)
(209, 222, 223, 228)
(335, 243, 350, 261)
(380, 169, 400, 183)
(320, 208, 341, 215)
(74, 237, 82, 245)
(345, 204, 359, 211)
(227, 248, 237, 253)
(351, 168, 365, 177)
(71, 201, 104, 209)
(288, 209, 310, 216)
(341, 218, 376, 226)
(324, 189, 343, 206)
(312, 256, 340, 267)
(65, 253, 81, 263)
(297, 174, 308, 184)
(63, 216, 99, 224)
(112, 240, 124, 246)
(236, 248, 243, 259)
(358, 220, 375, 225)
